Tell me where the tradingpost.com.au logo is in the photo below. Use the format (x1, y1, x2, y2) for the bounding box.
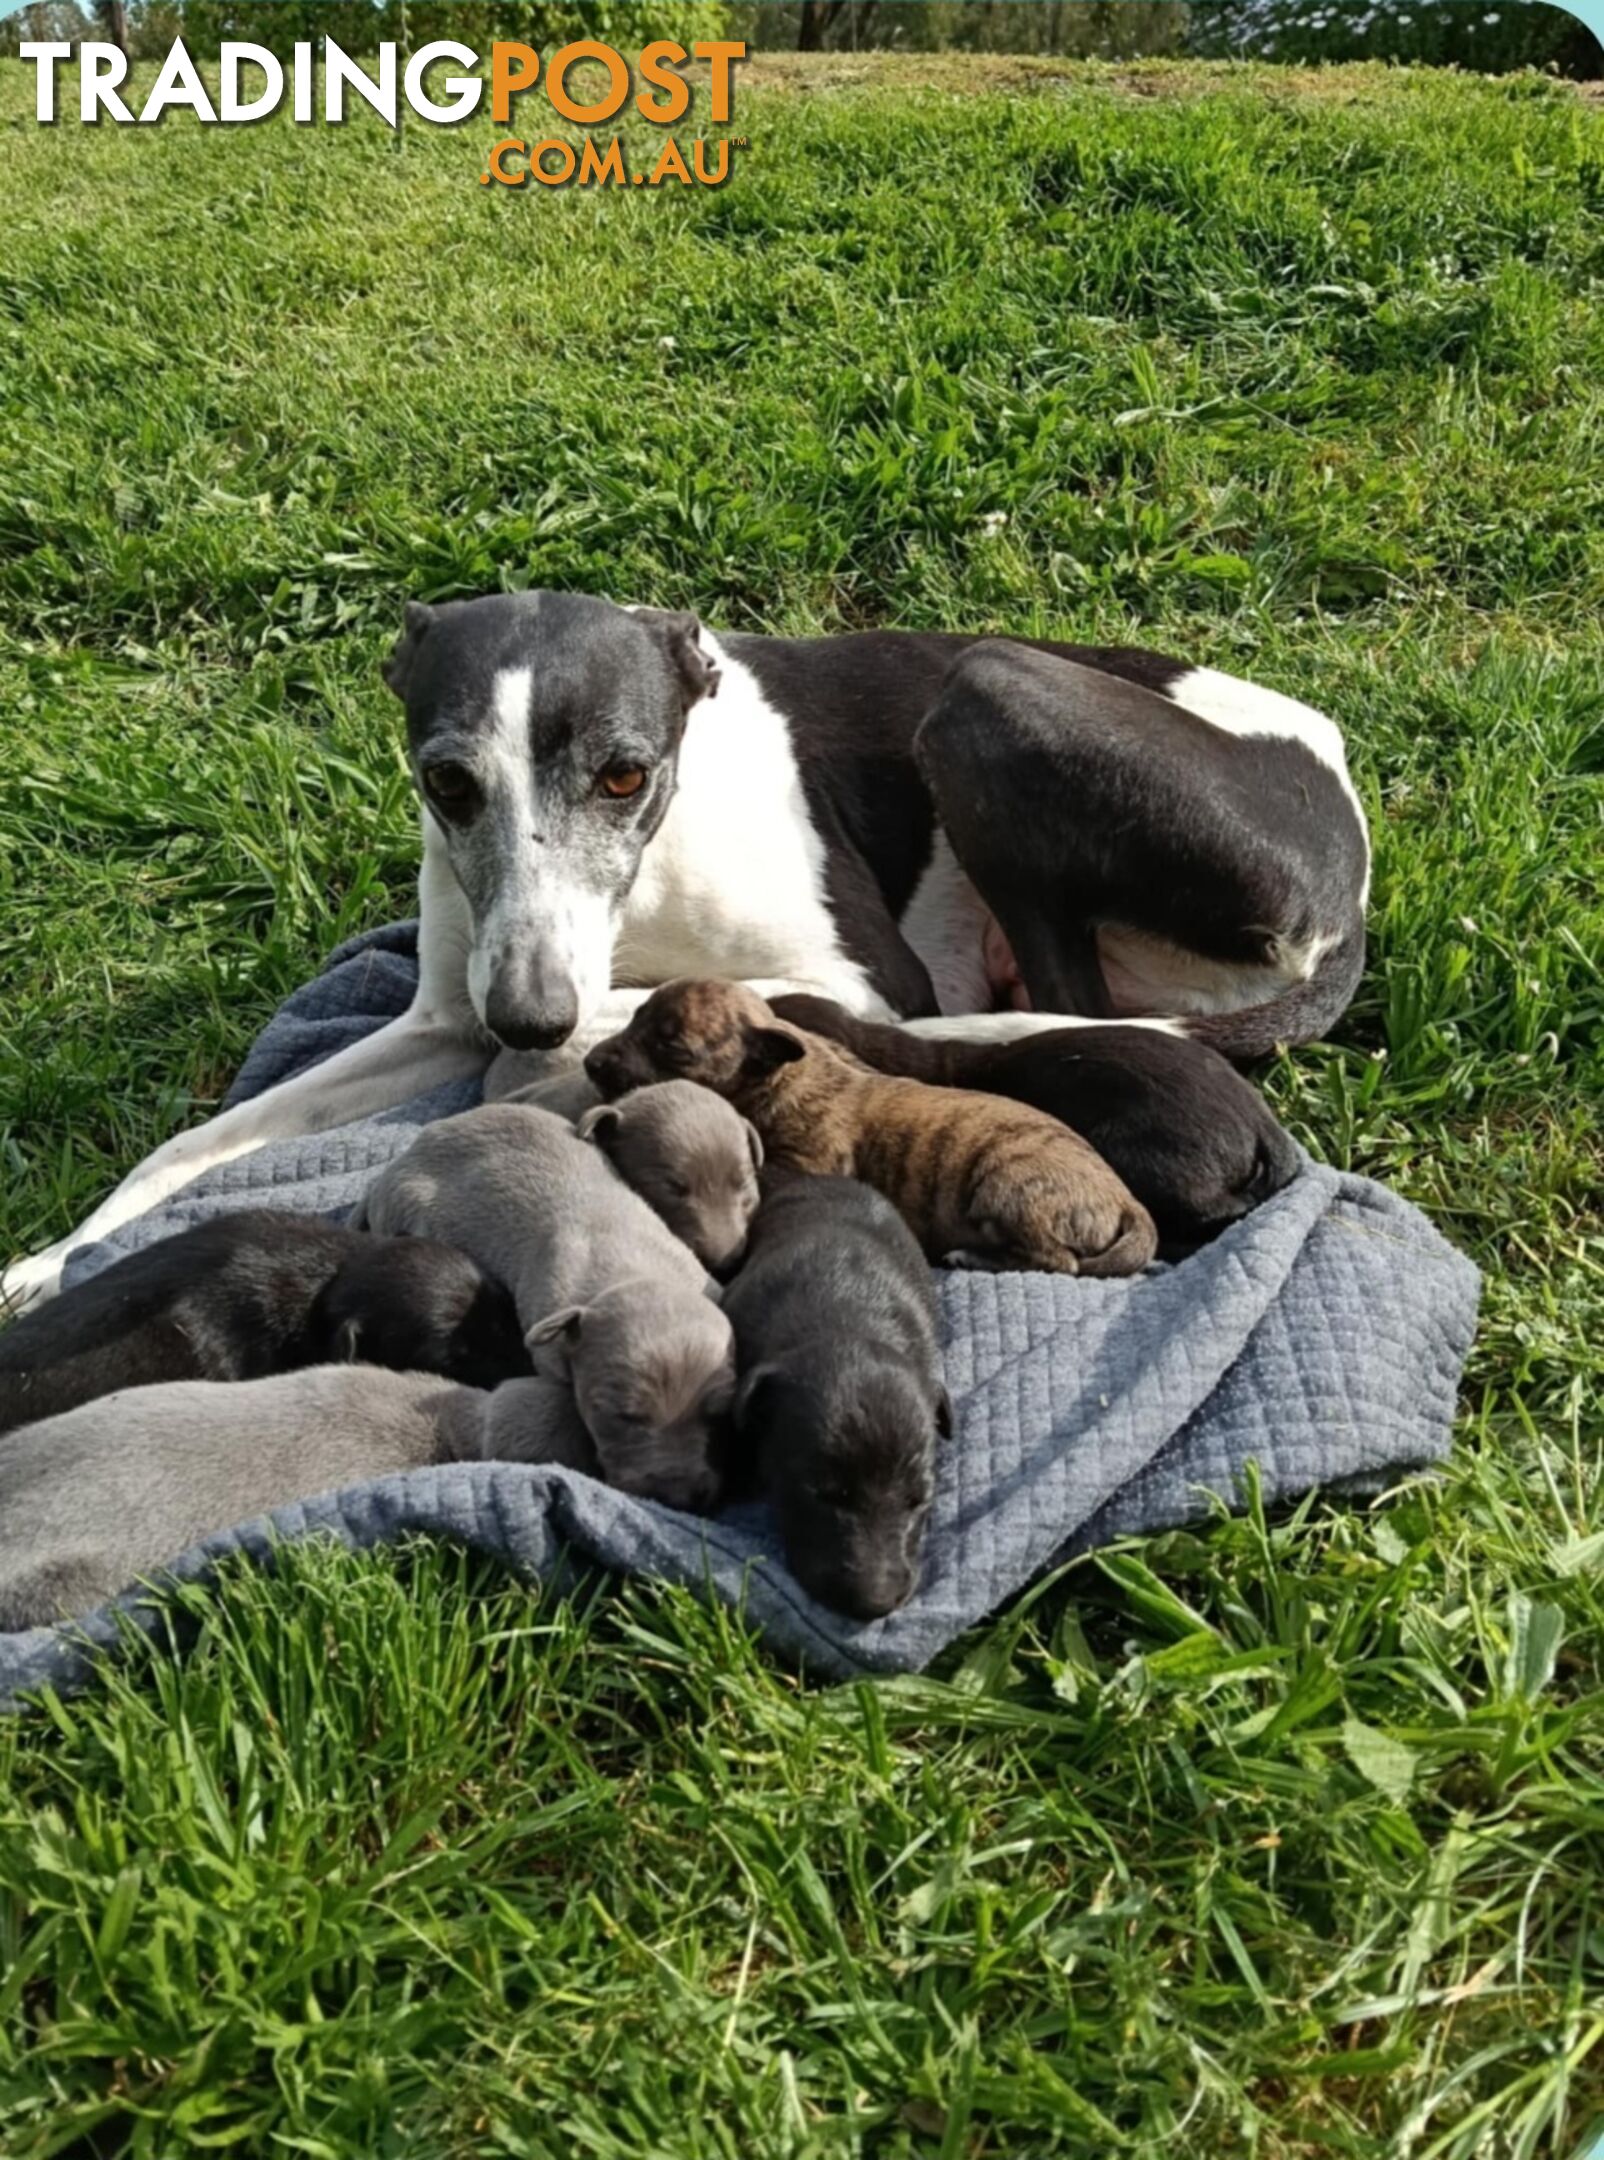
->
(19, 35, 748, 190)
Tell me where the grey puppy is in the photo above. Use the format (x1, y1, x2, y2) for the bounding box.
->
(486, 1070, 763, 1277)
(576, 1081, 762, 1274)
(358, 1102, 735, 1512)
(485, 1049, 603, 1120)
(721, 1173, 950, 1621)
(0, 1366, 595, 1631)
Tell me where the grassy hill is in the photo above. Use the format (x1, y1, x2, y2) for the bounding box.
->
(0, 55, 1600, 2157)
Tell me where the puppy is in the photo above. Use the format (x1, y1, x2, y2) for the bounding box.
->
(722, 1173, 948, 1621)
(484, 1050, 603, 1121)
(577, 1081, 762, 1273)
(0, 1210, 529, 1437)
(358, 1103, 735, 1511)
(769, 994, 1299, 1255)
(0, 1366, 595, 1631)
(586, 983, 1157, 1277)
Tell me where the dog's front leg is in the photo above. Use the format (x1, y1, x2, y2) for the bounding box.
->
(2, 1006, 489, 1314)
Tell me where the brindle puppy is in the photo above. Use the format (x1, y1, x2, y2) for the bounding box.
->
(586, 982, 1157, 1277)
(767, 995, 1298, 1257)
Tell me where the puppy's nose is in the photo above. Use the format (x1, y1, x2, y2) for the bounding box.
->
(583, 1044, 627, 1096)
(835, 1565, 914, 1622)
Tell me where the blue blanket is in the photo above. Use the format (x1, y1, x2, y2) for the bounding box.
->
(0, 924, 1479, 1704)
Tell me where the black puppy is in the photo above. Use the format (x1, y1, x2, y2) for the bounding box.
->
(769, 995, 1299, 1257)
(0, 1210, 530, 1435)
(721, 1172, 949, 1621)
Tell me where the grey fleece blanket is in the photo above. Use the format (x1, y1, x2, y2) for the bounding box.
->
(1, 923, 1478, 1703)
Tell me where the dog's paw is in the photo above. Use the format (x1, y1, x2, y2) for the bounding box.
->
(1, 1243, 68, 1318)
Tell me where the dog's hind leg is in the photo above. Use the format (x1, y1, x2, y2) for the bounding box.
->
(914, 641, 1369, 1058)
(2, 1007, 489, 1315)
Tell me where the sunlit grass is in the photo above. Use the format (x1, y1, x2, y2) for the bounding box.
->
(0, 55, 1599, 2158)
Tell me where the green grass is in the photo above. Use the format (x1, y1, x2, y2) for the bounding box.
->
(1, 51, 1601, 2157)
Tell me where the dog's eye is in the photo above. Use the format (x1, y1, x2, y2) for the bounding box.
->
(423, 762, 477, 812)
(599, 763, 648, 800)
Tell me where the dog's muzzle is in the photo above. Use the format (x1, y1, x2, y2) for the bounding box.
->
(483, 953, 581, 1051)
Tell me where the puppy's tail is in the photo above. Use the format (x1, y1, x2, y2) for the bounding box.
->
(1074, 1201, 1159, 1279)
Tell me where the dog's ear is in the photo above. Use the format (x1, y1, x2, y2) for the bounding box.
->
(743, 1026, 807, 1081)
(526, 1306, 586, 1350)
(743, 1118, 765, 1174)
(576, 1103, 624, 1155)
(383, 599, 435, 701)
(935, 1385, 954, 1440)
(639, 608, 721, 711)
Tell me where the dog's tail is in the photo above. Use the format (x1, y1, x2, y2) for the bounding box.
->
(1179, 931, 1366, 1064)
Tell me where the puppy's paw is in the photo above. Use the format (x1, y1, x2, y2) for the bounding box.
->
(1072, 1201, 1159, 1278)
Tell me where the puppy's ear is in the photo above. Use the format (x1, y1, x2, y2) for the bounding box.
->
(743, 1118, 765, 1174)
(733, 1362, 779, 1431)
(743, 1026, 807, 1080)
(526, 1306, 586, 1350)
(935, 1386, 954, 1440)
(576, 1104, 623, 1154)
(640, 608, 721, 711)
(383, 598, 435, 701)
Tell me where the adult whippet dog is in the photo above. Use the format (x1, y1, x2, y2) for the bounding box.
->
(3, 591, 1369, 1310)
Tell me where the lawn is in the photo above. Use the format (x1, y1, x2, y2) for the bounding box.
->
(1, 50, 1602, 2158)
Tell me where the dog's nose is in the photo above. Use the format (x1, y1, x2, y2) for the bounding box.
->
(484, 963, 579, 1052)
(492, 1006, 578, 1049)
(486, 1004, 577, 1053)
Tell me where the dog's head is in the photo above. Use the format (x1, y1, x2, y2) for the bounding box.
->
(584, 979, 807, 1101)
(385, 592, 720, 1051)
(737, 1354, 949, 1621)
(525, 1282, 735, 1515)
(578, 1082, 763, 1276)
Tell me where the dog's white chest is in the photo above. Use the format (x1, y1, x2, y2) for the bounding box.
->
(612, 644, 874, 1005)
(898, 836, 994, 1016)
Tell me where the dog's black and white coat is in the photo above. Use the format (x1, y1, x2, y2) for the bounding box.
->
(3, 592, 1369, 1308)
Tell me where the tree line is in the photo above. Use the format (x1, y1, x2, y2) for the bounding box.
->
(3, 0, 1596, 73)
